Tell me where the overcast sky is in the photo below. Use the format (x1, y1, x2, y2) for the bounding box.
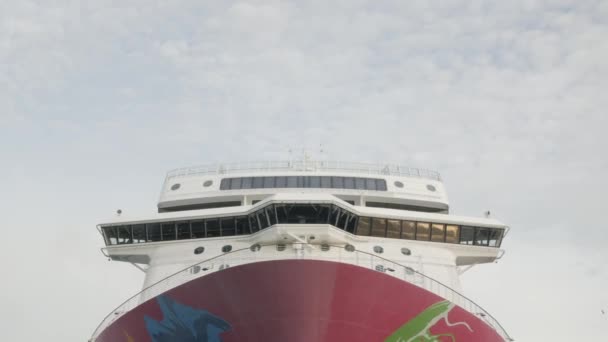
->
(1, 1, 607, 341)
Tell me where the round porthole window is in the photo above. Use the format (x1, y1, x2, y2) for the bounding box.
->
(171, 183, 181, 191)
(394, 181, 404, 188)
(194, 247, 205, 255)
(222, 245, 232, 253)
(344, 244, 355, 252)
(250, 243, 261, 252)
(321, 244, 330, 251)
(373, 246, 384, 254)
(203, 180, 213, 187)
(426, 184, 436, 192)
(401, 247, 412, 256)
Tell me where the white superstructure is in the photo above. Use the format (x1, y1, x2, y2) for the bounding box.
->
(93, 160, 510, 340)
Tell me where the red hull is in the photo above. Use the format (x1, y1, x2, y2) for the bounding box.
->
(96, 260, 504, 342)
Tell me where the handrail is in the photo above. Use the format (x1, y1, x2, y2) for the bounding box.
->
(164, 160, 442, 181)
(90, 244, 511, 341)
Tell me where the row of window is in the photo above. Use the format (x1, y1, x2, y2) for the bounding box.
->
(219, 176, 388, 191)
(103, 203, 504, 247)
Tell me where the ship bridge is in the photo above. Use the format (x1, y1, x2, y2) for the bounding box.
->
(158, 161, 448, 214)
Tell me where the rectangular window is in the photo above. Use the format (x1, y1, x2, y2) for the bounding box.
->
(275, 204, 288, 223)
(445, 225, 459, 244)
(257, 209, 269, 228)
(345, 215, 357, 233)
(336, 209, 349, 229)
(252, 177, 264, 189)
(459, 226, 475, 245)
(103, 226, 118, 245)
(191, 221, 205, 238)
(416, 222, 430, 241)
(263, 176, 274, 188)
(355, 178, 366, 190)
(332, 176, 344, 189)
(161, 223, 176, 241)
(343, 177, 355, 189)
(275, 176, 287, 188)
(387, 219, 401, 238)
(241, 177, 253, 189)
(221, 218, 236, 236)
(309, 176, 321, 188)
(431, 223, 445, 242)
(206, 219, 220, 237)
(147, 223, 161, 241)
(356, 217, 371, 236)
(249, 214, 259, 233)
(320, 176, 332, 188)
(488, 229, 503, 247)
(235, 217, 250, 235)
(118, 225, 132, 244)
(402, 221, 415, 240)
(266, 205, 277, 225)
(177, 222, 190, 239)
(475, 228, 489, 246)
(366, 178, 377, 190)
(220, 178, 231, 190)
(132, 224, 146, 243)
(286, 176, 298, 188)
(230, 178, 242, 190)
(315, 204, 330, 224)
(329, 205, 340, 226)
(376, 179, 387, 191)
(371, 218, 387, 237)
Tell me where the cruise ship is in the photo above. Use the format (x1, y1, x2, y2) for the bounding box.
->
(90, 160, 512, 342)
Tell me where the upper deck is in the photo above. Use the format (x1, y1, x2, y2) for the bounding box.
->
(159, 161, 447, 213)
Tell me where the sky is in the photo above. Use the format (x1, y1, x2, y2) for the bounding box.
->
(1, 0, 607, 340)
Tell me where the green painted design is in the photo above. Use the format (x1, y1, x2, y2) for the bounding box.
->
(384, 300, 472, 342)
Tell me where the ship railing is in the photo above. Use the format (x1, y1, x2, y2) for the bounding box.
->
(164, 160, 442, 181)
(90, 244, 511, 341)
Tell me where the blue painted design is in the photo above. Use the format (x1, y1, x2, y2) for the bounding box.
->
(144, 295, 231, 342)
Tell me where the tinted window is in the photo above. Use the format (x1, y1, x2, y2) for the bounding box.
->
(355, 178, 366, 189)
(104, 226, 118, 245)
(118, 225, 132, 244)
(132, 224, 146, 243)
(252, 177, 264, 189)
(416, 222, 430, 240)
(460, 226, 475, 245)
(263, 177, 274, 188)
(332, 176, 344, 189)
(366, 178, 377, 190)
(177, 222, 190, 240)
(320, 176, 331, 188)
(241, 177, 253, 189)
(489, 229, 503, 247)
(356, 217, 371, 236)
(221, 218, 236, 236)
(206, 219, 220, 237)
(431, 223, 445, 242)
(287, 176, 298, 188)
(275, 176, 287, 188)
(230, 178, 242, 190)
(445, 225, 459, 243)
(309, 176, 321, 188)
(161, 223, 176, 241)
(343, 177, 355, 189)
(191, 221, 205, 238)
(371, 218, 387, 237)
(475, 228, 489, 246)
(402, 221, 415, 240)
(147, 223, 161, 241)
(387, 220, 401, 238)
(235, 217, 250, 235)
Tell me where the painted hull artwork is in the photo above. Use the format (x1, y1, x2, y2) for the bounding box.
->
(95, 260, 505, 342)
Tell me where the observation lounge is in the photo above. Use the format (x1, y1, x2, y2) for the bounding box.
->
(102, 202, 505, 248)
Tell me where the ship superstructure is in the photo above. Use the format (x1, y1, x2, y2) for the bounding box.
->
(91, 161, 512, 342)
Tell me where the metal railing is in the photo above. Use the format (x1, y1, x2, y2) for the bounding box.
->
(165, 161, 441, 181)
(90, 244, 511, 341)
